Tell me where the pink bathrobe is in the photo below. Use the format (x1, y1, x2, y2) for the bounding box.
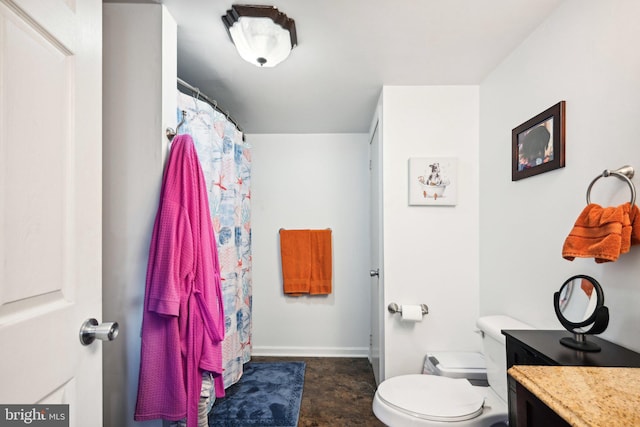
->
(135, 134, 225, 427)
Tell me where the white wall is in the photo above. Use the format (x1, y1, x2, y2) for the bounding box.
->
(479, 0, 640, 351)
(103, 4, 176, 427)
(379, 86, 480, 378)
(249, 133, 371, 356)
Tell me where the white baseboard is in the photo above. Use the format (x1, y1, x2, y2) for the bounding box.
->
(251, 345, 369, 358)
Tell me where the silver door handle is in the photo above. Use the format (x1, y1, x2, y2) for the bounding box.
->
(79, 318, 119, 346)
(370, 269, 379, 277)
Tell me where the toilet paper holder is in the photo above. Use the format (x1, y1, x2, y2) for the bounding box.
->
(387, 303, 429, 316)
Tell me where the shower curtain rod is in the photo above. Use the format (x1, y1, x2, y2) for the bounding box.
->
(177, 77, 243, 133)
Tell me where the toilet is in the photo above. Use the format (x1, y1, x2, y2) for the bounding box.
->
(372, 315, 531, 426)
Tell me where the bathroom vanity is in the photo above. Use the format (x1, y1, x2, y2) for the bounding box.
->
(503, 329, 640, 426)
(509, 365, 640, 426)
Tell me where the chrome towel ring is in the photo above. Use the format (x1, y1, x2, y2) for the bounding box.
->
(586, 165, 636, 206)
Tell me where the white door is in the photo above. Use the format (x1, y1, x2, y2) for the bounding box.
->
(0, 0, 103, 425)
(369, 121, 384, 385)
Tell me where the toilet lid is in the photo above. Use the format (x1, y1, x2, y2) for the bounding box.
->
(376, 375, 485, 422)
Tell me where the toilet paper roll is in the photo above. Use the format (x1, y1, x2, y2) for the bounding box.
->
(401, 305, 423, 322)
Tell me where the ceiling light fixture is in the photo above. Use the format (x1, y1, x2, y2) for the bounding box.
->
(222, 4, 297, 68)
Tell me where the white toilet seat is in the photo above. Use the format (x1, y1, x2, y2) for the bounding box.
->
(375, 375, 485, 422)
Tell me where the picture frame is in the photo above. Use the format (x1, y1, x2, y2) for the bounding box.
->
(408, 157, 458, 206)
(512, 101, 565, 181)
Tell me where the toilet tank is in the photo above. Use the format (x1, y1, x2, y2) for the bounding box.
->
(476, 315, 531, 402)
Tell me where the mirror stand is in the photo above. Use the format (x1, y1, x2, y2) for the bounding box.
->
(554, 275, 609, 353)
(560, 334, 601, 352)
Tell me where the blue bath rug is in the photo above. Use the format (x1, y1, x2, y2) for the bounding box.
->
(209, 361, 305, 427)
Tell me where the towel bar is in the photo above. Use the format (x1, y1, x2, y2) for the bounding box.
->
(387, 303, 429, 316)
(586, 165, 636, 206)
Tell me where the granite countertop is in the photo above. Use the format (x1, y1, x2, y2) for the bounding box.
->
(508, 365, 640, 427)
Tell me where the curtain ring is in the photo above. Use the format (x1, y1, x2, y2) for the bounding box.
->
(586, 169, 636, 205)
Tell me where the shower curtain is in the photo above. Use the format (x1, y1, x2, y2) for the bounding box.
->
(176, 91, 252, 389)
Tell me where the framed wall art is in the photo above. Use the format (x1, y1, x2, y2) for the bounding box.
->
(512, 101, 566, 181)
(408, 157, 458, 206)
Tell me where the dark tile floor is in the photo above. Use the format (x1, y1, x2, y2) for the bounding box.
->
(251, 356, 386, 426)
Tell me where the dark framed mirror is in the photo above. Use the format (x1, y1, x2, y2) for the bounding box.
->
(554, 275, 609, 352)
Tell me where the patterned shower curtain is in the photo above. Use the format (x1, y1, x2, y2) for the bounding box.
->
(176, 91, 252, 389)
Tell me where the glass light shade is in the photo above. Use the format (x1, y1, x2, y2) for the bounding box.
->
(228, 17, 292, 67)
(222, 5, 297, 68)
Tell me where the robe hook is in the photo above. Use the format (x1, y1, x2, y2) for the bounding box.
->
(166, 110, 187, 142)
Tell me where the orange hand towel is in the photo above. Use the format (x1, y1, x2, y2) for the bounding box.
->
(280, 229, 311, 295)
(309, 229, 332, 295)
(620, 202, 634, 255)
(280, 229, 333, 296)
(630, 203, 640, 246)
(562, 203, 630, 263)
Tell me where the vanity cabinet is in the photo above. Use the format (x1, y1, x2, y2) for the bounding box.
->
(513, 380, 568, 427)
(503, 329, 640, 426)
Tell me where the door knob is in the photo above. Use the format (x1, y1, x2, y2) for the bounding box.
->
(79, 318, 119, 346)
(370, 269, 379, 277)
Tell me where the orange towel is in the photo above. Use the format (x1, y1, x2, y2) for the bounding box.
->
(280, 229, 332, 296)
(631, 203, 640, 246)
(309, 230, 332, 295)
(562, 203, 637, 263)
(280, 229, 311, 295)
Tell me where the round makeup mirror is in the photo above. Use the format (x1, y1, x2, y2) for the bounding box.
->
(554, 275, 609, 352)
